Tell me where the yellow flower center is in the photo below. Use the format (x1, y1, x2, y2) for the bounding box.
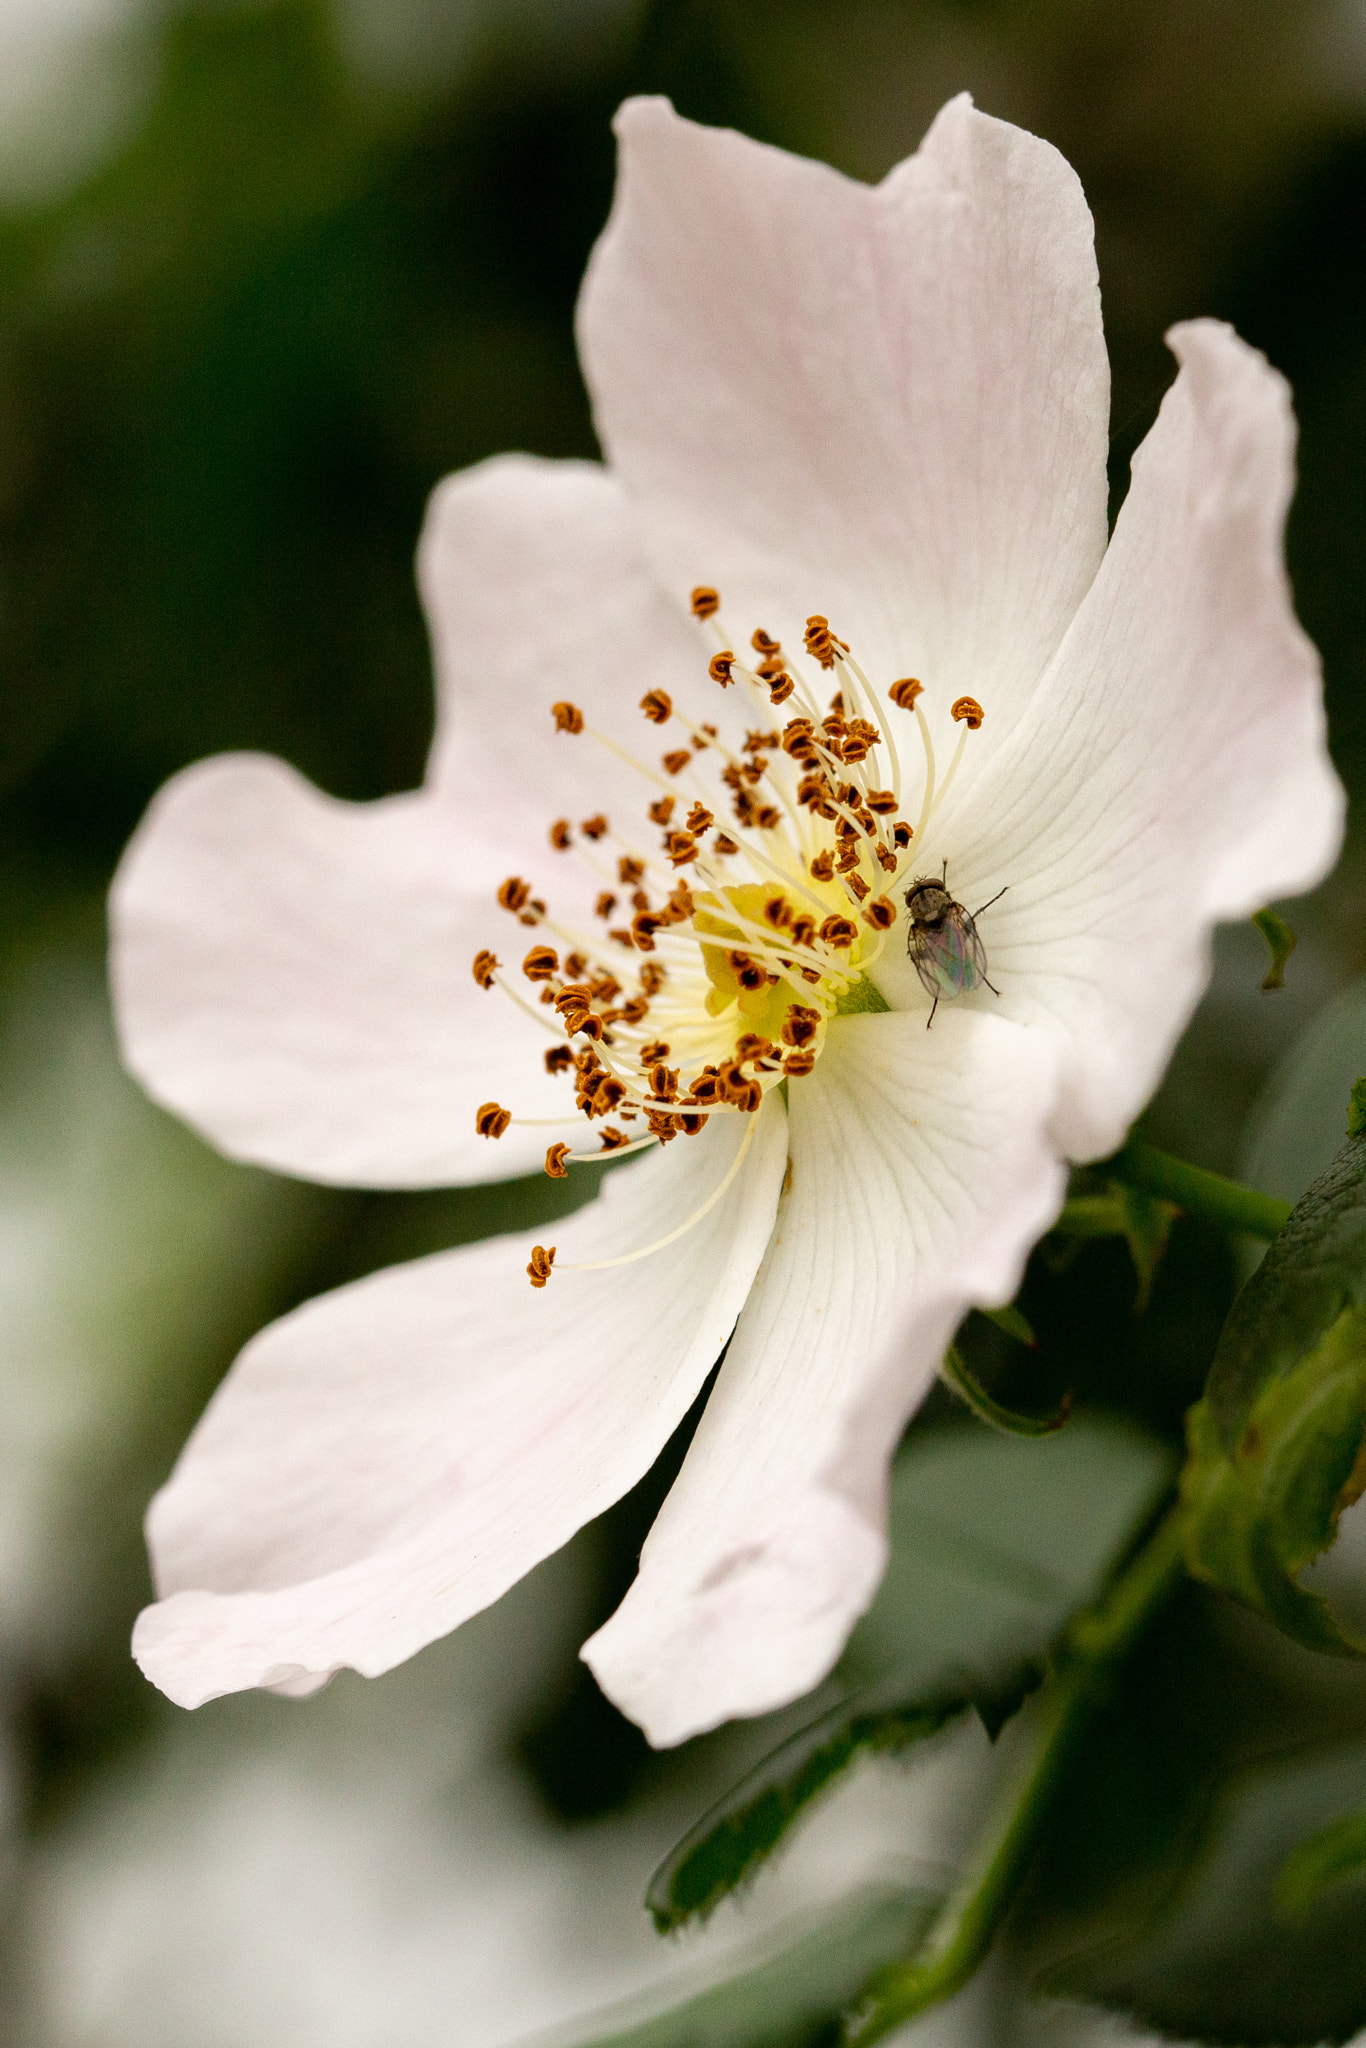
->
(468, 596, 985, 1283)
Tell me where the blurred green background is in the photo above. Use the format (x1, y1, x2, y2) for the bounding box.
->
(1, 2, 1365, 2042)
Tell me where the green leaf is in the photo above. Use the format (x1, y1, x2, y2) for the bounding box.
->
(1351, 1078, 1366, 1142)
(1241, 976, 1366, 1212)
(1278, 1807, 1366, 1915)
(1030, 1737, 1366, 2045)
(648, 1420, 1174, 1934)
(1180, 1125, 1366, 1655)
(1253, 906, 1298, 990)
(981, 1303, 1037, 1348)
(1047, 1181, 1179, 1307)
(645, 1679, 993, 1933)
(566, 1883, 940, 2048)
(939, 1345, 1071, 1438)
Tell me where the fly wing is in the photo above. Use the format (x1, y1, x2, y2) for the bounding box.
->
(911, 909, 987, 999)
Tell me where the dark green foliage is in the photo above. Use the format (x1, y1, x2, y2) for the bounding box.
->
(646, 1419, 1172, 1933)
(568, 1883, 940, 2048)
(1181, 1127, 1366, 1653)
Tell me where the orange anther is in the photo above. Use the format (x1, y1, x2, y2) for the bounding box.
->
(552, 702, 584, 733)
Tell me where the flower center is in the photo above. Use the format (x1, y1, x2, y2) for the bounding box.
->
(470, 593, 984, 1283)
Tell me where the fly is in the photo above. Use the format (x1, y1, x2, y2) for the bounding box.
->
(904, 863, 1006, 1028)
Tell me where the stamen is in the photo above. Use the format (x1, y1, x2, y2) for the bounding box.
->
(475, 1102, 511, 1139)
(559, 1113, 758, 1273)
(527, 1244, 556, 1288)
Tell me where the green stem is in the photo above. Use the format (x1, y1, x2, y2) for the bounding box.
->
(843, 1506, 1188, 2046)
(1109, 1141, 1290, 1242)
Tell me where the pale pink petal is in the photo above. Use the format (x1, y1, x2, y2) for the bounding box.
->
(583, 1010, 1065, 1747)
(578, 94, 1109, 744)
(111, 755, 572, 1187)
(420, 454, 713, 823)
(132, 1098, 788, 1709)
(112, 458, 714, 1189)
(884, 320, 1345, 1162)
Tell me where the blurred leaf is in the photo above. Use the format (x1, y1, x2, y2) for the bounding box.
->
(938, 1346, 1070, 1439)
(1241, 975, 1366, 1211)
(1046, 1183, 1178, 1309)
(1253, 906, 1298, 990)
(1351, 1078, 1366, 1142)
(1035, 1739, 1366, 2045)
(647, 1419, 1173, 1933)
(1181, 1123, 1366, 1656)
(569, 1882, 940, 2048)
(1278, 1806, 1366, 1914)
(980, 1303, 1037, 1348)
(645, 1670, 1030, 1934)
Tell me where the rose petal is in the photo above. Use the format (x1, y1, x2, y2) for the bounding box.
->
(578, 94, 1109, 745)
(133, 1097, 788, 1709)
(112, 457, 723, 1188)
(420, 454, 714, 823)
(892, 319, 1345, 1161)
(583, 1008, 1065, 1746)
(111, 754, 573, 1186)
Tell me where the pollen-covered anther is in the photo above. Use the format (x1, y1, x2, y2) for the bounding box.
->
(640, 690, 672, 724)
(841, 719, 881, 762)
(527, 1244, 556, 1288)
(475, 1102, 511, 1139)
(665, 831, 699, 867)
(804, 615, 848, 669)
(819, 914, 857, 949)
(863, 897, 896, 930)
(649, 1063, 679, 1102)
(691, 585, 721, 620)
(662, 748, 692, 775)
(649, 796, 675, 826)
(767, 673, 796, 705)
(763, 894, 794, 929)
(866, 789, 898, 815)
(552, 702, 584, 734)
(728, 950, 774, 993)
(721, 1064, 763, 1113)
(579, 813, 608, 840)
(472, 949, 500, 989)
(712, 833, 740, 856)
(497, 876, 531, 913)
(783, 1048, 817, 1078)
(616, 856, 644, 886)
(632, 913, 662, 951)
(709, 652, 736, 688)
(549, 819, 573, 851)
(889, 677, 924, 710)
(555, 984, 594, 1027)
(522, 945, 559, 982)
(599, 1126, 630, 1152)
(951, 696, 984, 729)
(781, 1006, 821, 1048)
(544, 1046, 572, 1074)
(544, 1143, 571, 1179)
(752, 628, 780, 656)
(594, 892, 617, 921)
(789, 913, 817, 947)
(847, 873, 870, 901)
(810, 850, 835, 881)
(685, 802, 713, 835)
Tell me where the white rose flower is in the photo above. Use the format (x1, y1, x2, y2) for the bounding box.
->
(109, 94, 1343, 1747)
